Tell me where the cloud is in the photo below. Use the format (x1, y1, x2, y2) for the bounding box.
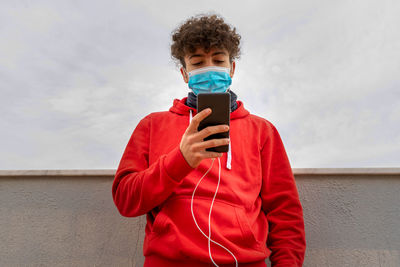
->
(233, 1, 400, 167)
(0, 0, 399, 169)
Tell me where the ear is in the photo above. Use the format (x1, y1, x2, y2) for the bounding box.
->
(230, 61, 236, 78)
(180, 67, 189, 83)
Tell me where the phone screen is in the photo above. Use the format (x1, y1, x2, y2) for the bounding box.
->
(197, 93, 230, 152)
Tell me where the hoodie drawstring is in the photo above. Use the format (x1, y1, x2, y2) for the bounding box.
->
(189, 109, 232, 170)
(226, 144, 232, 170)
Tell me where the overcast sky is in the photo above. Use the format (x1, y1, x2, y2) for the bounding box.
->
(1, 0, 399, 170)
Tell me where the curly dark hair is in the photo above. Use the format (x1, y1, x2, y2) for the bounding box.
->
(171, 14, 241, 68)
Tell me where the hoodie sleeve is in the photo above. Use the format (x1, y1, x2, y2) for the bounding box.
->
(112, 115, 194, 217)
(260, 123, 306, 267)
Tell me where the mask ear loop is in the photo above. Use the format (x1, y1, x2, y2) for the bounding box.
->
(190, 157, 238, 267)
(226, 66, 232, 94)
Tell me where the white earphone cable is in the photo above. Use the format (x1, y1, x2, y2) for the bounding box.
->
(190, 157, 238, 267)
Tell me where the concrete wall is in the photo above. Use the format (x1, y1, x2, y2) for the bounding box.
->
(0, 168, 399, 267)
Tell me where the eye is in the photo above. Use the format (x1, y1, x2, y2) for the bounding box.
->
(214, 60, 225, 63)
(192, 62, 202, 66)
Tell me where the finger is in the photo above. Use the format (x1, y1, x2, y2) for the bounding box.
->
(194, 124, 229, 140)
(193, 138, 230, 151)
(199, 151, 224, 159)
(186, 108, 212, 133)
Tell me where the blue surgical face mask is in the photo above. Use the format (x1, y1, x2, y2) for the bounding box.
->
(187, 66, 232, 95)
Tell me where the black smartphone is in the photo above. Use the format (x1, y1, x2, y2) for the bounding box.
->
(197, 93, 230, 153)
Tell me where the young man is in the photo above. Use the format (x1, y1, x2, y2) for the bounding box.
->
(112, 14, 306, 267)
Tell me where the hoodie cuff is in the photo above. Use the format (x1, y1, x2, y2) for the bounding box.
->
(164, 146, 194, 183)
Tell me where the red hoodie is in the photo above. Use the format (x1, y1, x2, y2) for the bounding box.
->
(112, 98, 306, 267)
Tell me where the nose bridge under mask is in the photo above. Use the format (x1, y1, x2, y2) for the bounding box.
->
(185, 65, 232, 77)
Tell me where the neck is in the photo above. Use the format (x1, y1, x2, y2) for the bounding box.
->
(186, 90, 238, 112)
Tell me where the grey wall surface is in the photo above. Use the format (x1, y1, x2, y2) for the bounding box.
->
(0, 169, 399, 267)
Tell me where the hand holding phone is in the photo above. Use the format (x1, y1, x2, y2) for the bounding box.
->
(179, 108, 230, 168)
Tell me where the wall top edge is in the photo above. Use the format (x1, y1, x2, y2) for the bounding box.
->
(1, 168, 400, 177)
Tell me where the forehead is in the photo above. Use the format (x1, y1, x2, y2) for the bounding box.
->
(185, 47, 229, 58)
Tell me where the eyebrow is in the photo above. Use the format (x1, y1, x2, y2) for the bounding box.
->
(189, 51, 227, 59)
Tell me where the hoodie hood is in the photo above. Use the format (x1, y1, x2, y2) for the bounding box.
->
(169, 97, 250, 120)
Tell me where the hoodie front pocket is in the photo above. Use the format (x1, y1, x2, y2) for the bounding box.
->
(144, 196, 269, 261)
(151, 211, 168, 237)
(234, 207, 263, 248)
